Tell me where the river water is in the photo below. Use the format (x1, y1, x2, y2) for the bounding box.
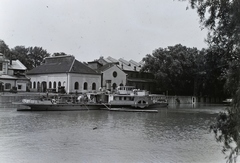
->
(0, 104, 231, 163)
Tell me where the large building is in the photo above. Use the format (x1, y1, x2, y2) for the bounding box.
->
(27, 55, 101, 94)
(0, 53, 29, 92)
(88, 56, 156, 93)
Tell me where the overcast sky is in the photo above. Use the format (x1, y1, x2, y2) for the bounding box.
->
(0, 0, 208, 62)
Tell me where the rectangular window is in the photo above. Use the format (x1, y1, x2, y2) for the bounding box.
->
(18, 85, 22, 90)
(5, 83, 11, 89)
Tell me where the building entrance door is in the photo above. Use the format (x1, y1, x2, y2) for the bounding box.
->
(41, 81, 47, 92)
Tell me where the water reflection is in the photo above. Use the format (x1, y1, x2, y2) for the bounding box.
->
(0, 104, 227, 163)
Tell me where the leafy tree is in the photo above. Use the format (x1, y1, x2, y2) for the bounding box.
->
(201, 46, 228, 98)
(141, 44, 202, 95)
(11, 46, 32, 70)
(0, 39, 10, 55)
(187, 0, 240, 162)
(0, 40, 50, 70)
(188, 0, 240, 61)
(28, 47, 50, 69)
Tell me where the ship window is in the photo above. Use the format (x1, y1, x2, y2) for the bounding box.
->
(92, 83, 96, 90)
(49, 82, 52, 88)
(74, 82, 79, 90)
(33, 82, 36, 89)
(84, 82, 88, 90)
(58, 81, 61, 87)
(124, 97, 126, 100)
(53, 82, 56, 88)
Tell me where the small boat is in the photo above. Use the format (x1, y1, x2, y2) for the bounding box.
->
(149, 94, 168, 108)
(107, 86, 153, 109)
(222, 98, 232, 105)
(15, 92, 107, 111)
(15, 86, 154, 111)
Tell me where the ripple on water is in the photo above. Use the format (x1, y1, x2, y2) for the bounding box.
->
(0, 105, 227, 163)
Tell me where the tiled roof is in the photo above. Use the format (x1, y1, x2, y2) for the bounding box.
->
(8, 60, 27, 70)
(27, 55, 99, 75)
(70, 60, 99, 74)
(118, 58, 134, 71)
(0, 74, 29, 80)
(102, 56, 143, 72)
(106, 56, 119, 63)
(98, 63, 116, 72)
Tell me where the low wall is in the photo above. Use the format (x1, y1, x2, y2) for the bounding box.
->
(167, 96, 224, 104)
(167, 96, 196, 104)
(0, 93, 41, 104)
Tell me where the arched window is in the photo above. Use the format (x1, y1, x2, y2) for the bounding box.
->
(49, 82, 52, 88)
(83, 82, 88, 90)
(58, 81, 61, 87)
(33, 82, 36, 89)
(112, 83, 117, 89)
(53, 82, 56, 88)
(74, 82, 79, 90)
(92, 83, 96, 90)
(37, 82, 40, 91)
(5, 83, 11, 89)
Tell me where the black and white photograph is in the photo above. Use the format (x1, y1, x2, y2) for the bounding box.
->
(0, 0, 239, 162)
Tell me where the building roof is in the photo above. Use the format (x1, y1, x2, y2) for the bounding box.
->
(8, 60, 27, 70)
(27, 55, 99, 75)
(100, 56, 143, 72)
(98, 63, 124, 72)
(0, 74, 29, 80)
(106, 56, 119, 63)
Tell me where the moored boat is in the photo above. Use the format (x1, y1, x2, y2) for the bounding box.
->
(15, 92, 107, 111)
(222, 98, 232, 105)
(15, 86, 154, 111)
(107, 86, 153, 109)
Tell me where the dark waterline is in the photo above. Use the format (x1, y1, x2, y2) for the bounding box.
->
(0, 104, 229, 163)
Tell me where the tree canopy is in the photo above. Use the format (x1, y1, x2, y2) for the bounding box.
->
(0, 40, 50, 70)
(189, 0, 240, 61)
(187, 0, 240, 162)
(141, 44, 203, 95)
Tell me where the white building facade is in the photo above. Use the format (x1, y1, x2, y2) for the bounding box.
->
(0, 53, 29, 92)
(27, 55, 101, 94)
(100, 64, 127, 90)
